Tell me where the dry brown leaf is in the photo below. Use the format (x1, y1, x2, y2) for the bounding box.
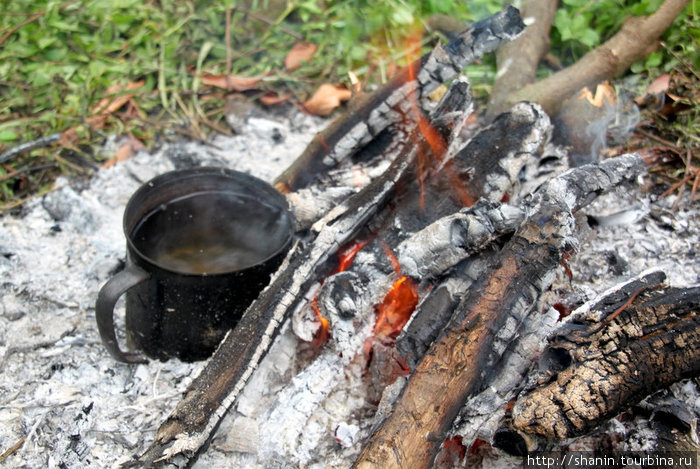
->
(200, 74, 263, 91)
(635, 74, 671, 105)
(667, 93, 685, 102)
(284, 41, 318, 71)
(260, 92, 292, 106)
(57, 82, 145, 150)
(58, 128, 79, 147)
(91, 81, 145, 116)
(101, 135, 145, 169)
(647, 74, 671, 96)
(303, 84, 352, 116)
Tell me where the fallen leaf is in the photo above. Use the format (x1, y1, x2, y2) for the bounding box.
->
(59, 128, 79, 147)
(100, 135, 145, 169)
(635, 74, 671, 106)
(284, 41, 318, 71)
(260, 92, 292, 106)
(56, 82, 145, 151)
(200, 74, 263, 91)
(646, 74, 671, 96)
(667, 93, 686, 102)
(303, 84, 352, 116)
(91, 81, 145, 116)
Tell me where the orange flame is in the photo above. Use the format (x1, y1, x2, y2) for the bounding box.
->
(311, 296, 330, 347)
(404, 28, 475, 208)
(373, 275, 419, 343)
(334, 239, 369, 274)
(373, 242, 419, 343)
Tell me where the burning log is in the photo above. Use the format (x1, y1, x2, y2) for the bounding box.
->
(273, 7, 525, 193)
(352, 154, 646, 469)
(125, 8, 678, 467)
(131, 65, 474, 468)
(493, 270, 700, 455)
(287, 76, 473, 231)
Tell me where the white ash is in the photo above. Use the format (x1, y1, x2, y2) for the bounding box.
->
(0, 110, 324, 468)
(397, 201, 525, 279)
(569, 184, 700, 289)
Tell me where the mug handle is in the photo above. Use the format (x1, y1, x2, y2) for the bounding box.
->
(96, 264, 150, 363)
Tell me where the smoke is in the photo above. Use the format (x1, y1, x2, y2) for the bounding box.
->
(554, 84, 641, 167)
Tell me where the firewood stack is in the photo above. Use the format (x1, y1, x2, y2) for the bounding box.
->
(128, 7, 698, 469)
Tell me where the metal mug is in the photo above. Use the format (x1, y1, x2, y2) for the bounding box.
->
(96, 167, 295, 363)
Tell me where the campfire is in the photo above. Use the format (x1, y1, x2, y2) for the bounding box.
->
(122, 7, 697, 469)
(1, 6, 697, 469)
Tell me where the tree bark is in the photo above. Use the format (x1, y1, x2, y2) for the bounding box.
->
(486, 0, 558, 120)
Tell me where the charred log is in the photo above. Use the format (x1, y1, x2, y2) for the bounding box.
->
(273, 7, 525, 193)
(493, 271, 700, 452)
(286, 75, 473, 231)
(397, 199, 525, 280)
(392, 103, 553, 370)
(352, 154, 646, 469)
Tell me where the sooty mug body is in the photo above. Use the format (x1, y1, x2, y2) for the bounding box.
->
(123, 245, 287, 362)
(96, 167, 295, 363)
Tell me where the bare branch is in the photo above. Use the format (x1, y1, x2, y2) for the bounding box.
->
(489, 0, 690, 116)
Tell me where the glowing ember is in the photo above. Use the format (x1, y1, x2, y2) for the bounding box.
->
(311, 297, 330, 347)
(373, 275, 419, 343)
(311, 240, 369, 346)
(434, 436, 468, 468)
(334, 240, 369, 274)
(381, 241, 401, 273)
(468, 438, 489, 455)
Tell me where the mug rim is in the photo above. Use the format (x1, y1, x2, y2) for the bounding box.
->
(123, 167, 295, 277)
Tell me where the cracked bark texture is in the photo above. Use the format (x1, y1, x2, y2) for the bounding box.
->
(273, 7, 524, 192)
(352, 154, 646, 469)
(499, 271, 700, 446)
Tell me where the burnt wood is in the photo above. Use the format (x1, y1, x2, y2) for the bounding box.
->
(132, 135, 421, 468)
(351, 154, 647, 469)
(494, 271, 700, 451)
(132, 91, 555, 467)
(286, 75, 473, 231)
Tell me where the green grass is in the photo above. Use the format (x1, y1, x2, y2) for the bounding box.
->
(0, 0, 696, 209)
